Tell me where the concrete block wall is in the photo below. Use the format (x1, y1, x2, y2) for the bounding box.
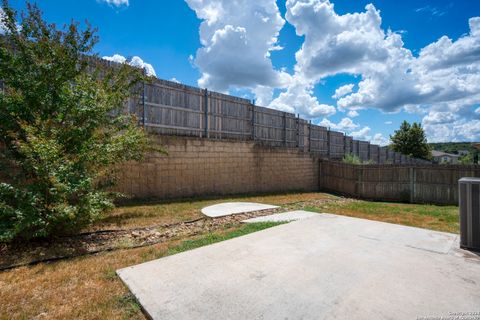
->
(114, 136, 320, 200)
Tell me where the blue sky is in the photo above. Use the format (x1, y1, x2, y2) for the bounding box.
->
(7, 0, 480, 144)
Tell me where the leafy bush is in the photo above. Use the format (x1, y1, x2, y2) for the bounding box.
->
(0, 2, 151, 241)
(342, 153, 362, 165)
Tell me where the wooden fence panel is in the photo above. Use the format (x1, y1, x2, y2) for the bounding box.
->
(369, 144, 379, 163)
(379, 147, 387, 164)
(310, 125, 328, 155)
(143, 80, 205, 137)
(319, 160, 480, 205)
(208, 91, 252, 140)
(109, 66, 428, 163)
(352, 140, 359, 157)
(253, 106, 283, 146)
(329, 131, 345, 159)
(319, 161, 357, 195)
(358, 141, 369, 161)
(298, 119, 309, 150)
(344, 136, 353, 155)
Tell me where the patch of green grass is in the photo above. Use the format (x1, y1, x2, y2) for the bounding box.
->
(103, 267, 118, 281)
(167, 222, 285, 255)
(304, 200, 459, 233)
(114, 293, 142, 319)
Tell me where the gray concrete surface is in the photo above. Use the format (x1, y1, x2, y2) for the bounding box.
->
(242, 210, 318, 223)
(117, 214, 480, 320)
(201, 202, 279, 217)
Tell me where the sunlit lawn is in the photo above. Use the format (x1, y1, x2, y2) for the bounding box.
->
(304, 200, 459, 234)
(0, 192, 459, 319)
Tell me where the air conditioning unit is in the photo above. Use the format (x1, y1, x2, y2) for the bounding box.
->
(459, 177, 480, 252)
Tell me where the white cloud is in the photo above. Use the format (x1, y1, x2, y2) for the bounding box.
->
(335, 15, 480, 138)
(252, 85, 274, 106)
(350, 126, 371, 140)
(348, 126, 388, 145)
(102, 54, 156, 77)
(422, 109, 480, 142)
(371, 133, 389, 146)
(319, 117, 358, 131)
(384, 121, 392, 125)
(268, 78, 335, 118)
(347, 110, 359, 117)
(317, 117, 388, 145)
(186, 0, 480, 142)
(99, 0, 129, 7)
(414, 5, 446, 17)
(185, 0, 290, 93)
(286, 1, 391, 81)
(281, 0, 480, 141)
(128, 56, 156, 77)
(332, 84, 354, 99)
(103, 54, 127, 64)
(170, 77, 181, 83)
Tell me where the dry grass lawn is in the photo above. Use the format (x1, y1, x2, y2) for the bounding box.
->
(0, 192, 332, 320)
(92, 192, 335, 230)
(0, 192, 459, 319)
(0, 223, 282, 320)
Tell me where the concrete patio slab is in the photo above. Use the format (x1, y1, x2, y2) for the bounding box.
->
(117, 213, 480, 320)
(201, 202, 279, 218)
(242, 210, 318, 223)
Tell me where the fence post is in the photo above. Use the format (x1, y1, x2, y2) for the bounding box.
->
(318, 159, 322, 190)
(409, 166, 415, 203)
(355, 165, 362, 196)
(251, 102, 255, 141)
(296, 114, 300, 148)
(204, 88, 209, 138)
(327, 128, 330, 158)
(283, 112, 287, 147)
(308, 120, 312, 152)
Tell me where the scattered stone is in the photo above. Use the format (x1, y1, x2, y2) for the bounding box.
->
(0, 196, 347, 270)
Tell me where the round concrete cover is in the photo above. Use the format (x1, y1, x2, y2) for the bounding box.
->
(201, 202, 279, 218)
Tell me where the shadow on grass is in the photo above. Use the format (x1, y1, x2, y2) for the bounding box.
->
(115, 190, 333, 208)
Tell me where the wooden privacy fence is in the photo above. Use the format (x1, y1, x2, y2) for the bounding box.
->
(122, 76, 429, 164)
(319, 160, 480, 205)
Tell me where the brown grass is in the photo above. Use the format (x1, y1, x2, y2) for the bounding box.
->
(92, 192, 335, 230)
(0, 224, 273, 320)
(1, 192, 458, 319)
(0, 242, 164, 319)
(0, 192, 334, 320)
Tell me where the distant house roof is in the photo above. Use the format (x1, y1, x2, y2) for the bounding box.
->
(431, 150, 460, 158)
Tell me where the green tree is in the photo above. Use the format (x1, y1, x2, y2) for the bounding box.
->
(390, 121, 431, 160)
(459, 153, 473, 165)
(0, 2, 151, 241)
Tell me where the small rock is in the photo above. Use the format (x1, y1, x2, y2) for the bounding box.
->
(131, 231, 141, 237)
